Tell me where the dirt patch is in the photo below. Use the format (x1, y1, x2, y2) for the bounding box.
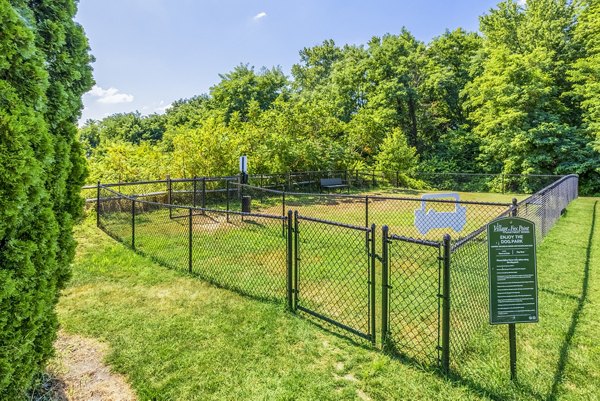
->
(40, 331, 137, 401)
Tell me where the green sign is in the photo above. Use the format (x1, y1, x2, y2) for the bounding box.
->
(488, 217, 538, 325)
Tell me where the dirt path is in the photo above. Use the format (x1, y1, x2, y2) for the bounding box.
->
(40, 331, 137, 401)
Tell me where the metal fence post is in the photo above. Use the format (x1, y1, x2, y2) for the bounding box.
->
(96, 181, 100, 227)
(201, 177, 206, 210)
(293, 211, 300, 311)
(188, 208, 193, 273)
(370, 224, 376, 345)
(131, 198, 136, 251)
(365, 196, 369, 228)
(381, 225, 389, 347)
(365, 196, 370, 251)
(226, 179, 230, 223)
(282, 192, 286, 237)
(167, 175, 172, 219)
(193, 176, 197, 207)
(441, 234, 451, 373)
(286, 210, 294, 311)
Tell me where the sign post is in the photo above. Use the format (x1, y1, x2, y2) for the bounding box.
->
(487, 214, 538, 382)
(239, 155, 248, 185)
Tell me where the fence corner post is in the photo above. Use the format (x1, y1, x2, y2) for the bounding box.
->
(441, 233, 451, 374)
(286, 210, 294, 311)
(381, 225, 389, 348)
(96, 181, 101, 227)
(512, 198, 518, 217)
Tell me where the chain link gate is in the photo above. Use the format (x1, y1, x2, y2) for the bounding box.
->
(381, 227, 451, 369)
(292, 212, 376, 343)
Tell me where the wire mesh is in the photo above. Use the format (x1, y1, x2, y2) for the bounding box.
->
(190, 210, 287, 301)
(295, 215, 374, 342)
(448, 229, 490, 362)
(97, 187, 133, 244)
(368, 196, 511, 242)
(134, 201, 189, 271)
(93, 173, 579, 372)
(517, 175, 579, 242)
(447, 174, 579, 366)
(387, 236, 442, 366)
(97, 185, 288, 302)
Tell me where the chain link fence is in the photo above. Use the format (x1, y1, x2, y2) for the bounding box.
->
(384, 234, 442, 366)
(94, 173, 579, 372)
(294, 215, 376, 343)
(98, 185, 289, 302)
(447, 174, 579, 367)
(84, 170, 566, 205)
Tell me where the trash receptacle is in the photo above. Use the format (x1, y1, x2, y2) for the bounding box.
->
(242, 196, 251, 213)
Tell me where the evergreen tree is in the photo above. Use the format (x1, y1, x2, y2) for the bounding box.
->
(0, 0, 93, 396)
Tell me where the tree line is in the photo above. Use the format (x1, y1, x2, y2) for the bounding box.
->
(80, 0, 600, 194)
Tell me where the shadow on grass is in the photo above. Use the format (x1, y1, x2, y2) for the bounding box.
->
(96, 200, 596, 400)
(430, 201, 597, 401)
(546, 200, 596, 401)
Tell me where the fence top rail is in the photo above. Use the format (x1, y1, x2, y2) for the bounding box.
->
(235, 183, 513, 207)
(98, 185, 287, 221)
(516, 174, 579, 207)
(370, 195, 512, 207)
(388, 234, 441, 247)
(90, 171, 569, 190)
(451, 174, 577, 252)
(410, 171, 566, 178)
(102, 179, 168, 188)
(296, 213, 372, 232)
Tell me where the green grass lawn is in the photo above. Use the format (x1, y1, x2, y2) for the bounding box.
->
(59, 197, 599, 400)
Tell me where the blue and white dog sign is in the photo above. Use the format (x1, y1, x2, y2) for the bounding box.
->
(414, 193, 467, 235)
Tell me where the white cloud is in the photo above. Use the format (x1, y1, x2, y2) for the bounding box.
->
(253, 11, 267, 21)
(154, 100, 171, 113)
(88, 85, 134, 104)
(517, 0, 526, 6)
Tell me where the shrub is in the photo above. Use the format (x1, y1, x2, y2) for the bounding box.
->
(0, 0, 93, 397)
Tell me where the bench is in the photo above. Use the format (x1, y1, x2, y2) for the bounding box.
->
(320, 178, 349, 193)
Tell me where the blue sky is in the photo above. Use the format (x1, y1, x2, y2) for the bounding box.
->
(76, 0, 501, 123)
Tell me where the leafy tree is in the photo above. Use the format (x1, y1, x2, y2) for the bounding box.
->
(569, 0, 600, 149)
(291, 39, 343, 92)
(209, 64, 289, 123)
(0, 0, 93, 397)
(364, 30, 426, 150)
(374, 128, 418, 173)
(418, 29, 482, 158)
(464, 0, 600, 192)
